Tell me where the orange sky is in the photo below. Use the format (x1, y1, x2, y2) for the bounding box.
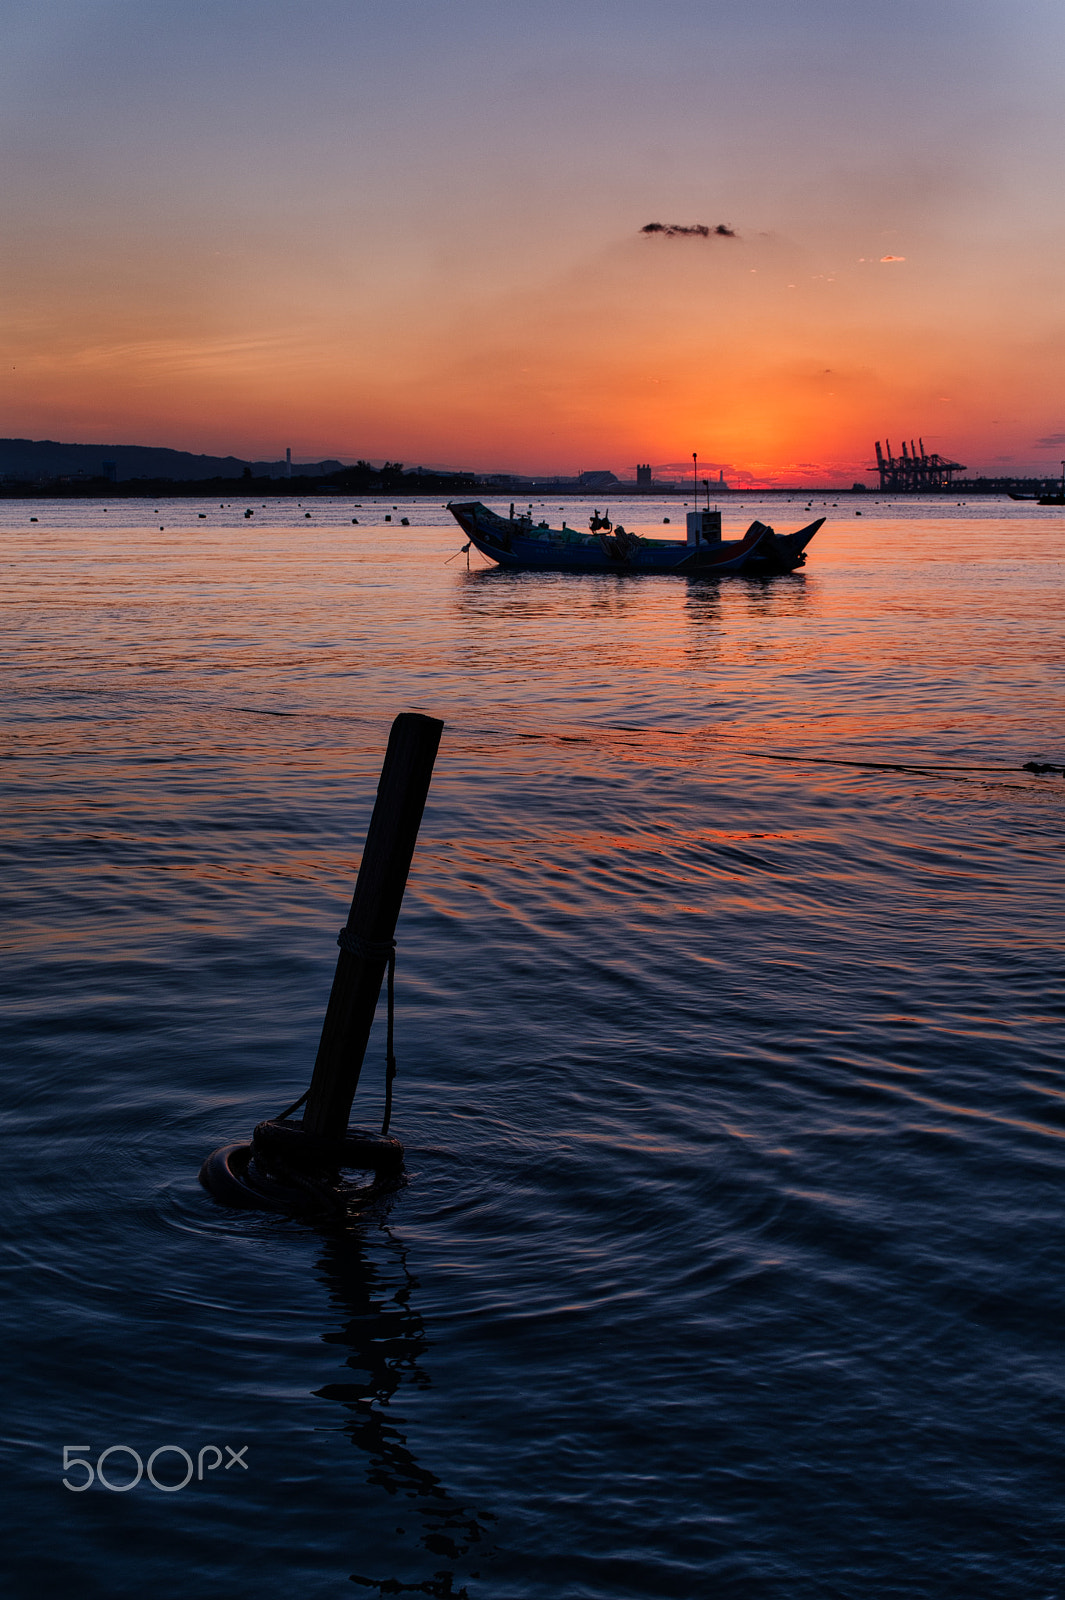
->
(2, 0, 1064, 484)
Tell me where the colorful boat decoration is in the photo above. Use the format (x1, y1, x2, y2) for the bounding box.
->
(447, 502, 824, 576)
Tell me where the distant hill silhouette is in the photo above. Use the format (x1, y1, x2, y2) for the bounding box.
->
(0, 437, 342, 483)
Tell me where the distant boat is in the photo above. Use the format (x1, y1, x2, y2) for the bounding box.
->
(1012, 463, 1065, 504)
(447, 502, 824, 576)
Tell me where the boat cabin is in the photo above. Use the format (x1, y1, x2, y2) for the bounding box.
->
(686, 510, 722, 545)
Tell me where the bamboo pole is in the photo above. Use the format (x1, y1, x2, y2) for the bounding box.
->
(301, 712, 443, 1140)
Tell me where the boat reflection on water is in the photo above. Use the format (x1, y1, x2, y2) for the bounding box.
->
(311, 1218, 492, 1597)
(682, 566, 811, 620)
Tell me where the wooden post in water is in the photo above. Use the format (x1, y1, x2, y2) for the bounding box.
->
(301, 712, 443, 1141)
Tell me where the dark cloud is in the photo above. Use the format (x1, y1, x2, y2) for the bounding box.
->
(1035, 432, 1065, 447)
(641, 222, 736, 238)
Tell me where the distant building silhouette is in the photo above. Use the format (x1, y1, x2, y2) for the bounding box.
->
(578, 470, 618, 491)
(636, 463, 652, 487)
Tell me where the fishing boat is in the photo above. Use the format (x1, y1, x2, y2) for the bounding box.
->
(447, 502, 824, 576)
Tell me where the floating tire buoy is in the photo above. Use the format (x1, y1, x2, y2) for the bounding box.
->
(199, 1120, 405, 1215)
(198, 1143, 270, 1209)
(198, 1142, 344, 1215)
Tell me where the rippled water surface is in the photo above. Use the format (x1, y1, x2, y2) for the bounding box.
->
(2, 496, 1064, 1598)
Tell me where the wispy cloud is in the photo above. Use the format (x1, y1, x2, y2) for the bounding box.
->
(1035, 432, 1065, 447)
(641, 223, 737, 239)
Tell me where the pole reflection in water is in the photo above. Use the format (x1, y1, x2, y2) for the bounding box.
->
(312, 1213, 492, 1597)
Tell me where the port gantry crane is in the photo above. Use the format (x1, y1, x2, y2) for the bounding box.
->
(872, 438, 965, 492)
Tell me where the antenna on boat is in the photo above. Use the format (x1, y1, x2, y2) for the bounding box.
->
(692, 451, 697, 507)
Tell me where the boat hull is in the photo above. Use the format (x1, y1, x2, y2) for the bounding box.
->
(447, 503, 823, 576)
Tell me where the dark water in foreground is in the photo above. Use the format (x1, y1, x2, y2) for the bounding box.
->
(2, 496, 1064, 1599)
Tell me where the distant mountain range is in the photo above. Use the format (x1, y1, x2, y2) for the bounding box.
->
(0, 437, 343, 483)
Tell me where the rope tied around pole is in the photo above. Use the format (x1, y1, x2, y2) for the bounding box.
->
(271, 929, 399, 1133)
(336, 926, 398, 1135)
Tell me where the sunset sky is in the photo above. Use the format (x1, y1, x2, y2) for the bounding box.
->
(2, 0, 1063, 484)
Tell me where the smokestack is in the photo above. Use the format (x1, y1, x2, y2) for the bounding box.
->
(284, 446, 292, 480)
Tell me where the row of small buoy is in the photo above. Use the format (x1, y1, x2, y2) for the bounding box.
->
(23, 513, 411, 527)
(24, 499, 415, 529)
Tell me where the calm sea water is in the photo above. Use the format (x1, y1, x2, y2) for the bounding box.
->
(2, 495, 1064, 1599)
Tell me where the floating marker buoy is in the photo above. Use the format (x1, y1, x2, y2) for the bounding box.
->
(305, 512, 311, 518)
(352, 518, 359, 525)
(400, 517, 409, 525)
(30, 517, 37, 522)
(385, 514, 391, 521)
(199, 513, 206, 518)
